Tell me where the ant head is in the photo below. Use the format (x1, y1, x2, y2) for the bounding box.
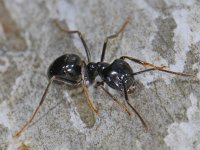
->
(47, 54, 82, 84)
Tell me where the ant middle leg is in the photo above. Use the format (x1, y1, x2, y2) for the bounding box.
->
(81, 61, 98, 114)
(120, 56, 196, 78)
(100, 18, 130, 62)
(54, 21, 91, 62)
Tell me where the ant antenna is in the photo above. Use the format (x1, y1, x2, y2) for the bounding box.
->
(15, 76, 56, 137)
(54, 21, 91, 63)
(15, 76, 79, 137)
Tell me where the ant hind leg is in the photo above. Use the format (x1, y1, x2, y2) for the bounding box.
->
(122, 81, 148, 131)
(96, 82, 132, 116)
(121, 56, 196, 78)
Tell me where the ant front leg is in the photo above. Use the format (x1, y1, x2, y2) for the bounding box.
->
(122, 81, 148, 131)
(100, 18, 130, 62)
(120, 56, 196, 78)
(81, 61, 98, 114)
(54, 21, 91, 63)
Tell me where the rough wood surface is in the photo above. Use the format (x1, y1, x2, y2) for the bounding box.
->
(0, 0, 200, 149)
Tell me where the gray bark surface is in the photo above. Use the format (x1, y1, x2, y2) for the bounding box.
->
(0, 0, 200, 150)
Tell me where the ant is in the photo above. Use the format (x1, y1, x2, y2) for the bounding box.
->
(15, 18, 195, 137)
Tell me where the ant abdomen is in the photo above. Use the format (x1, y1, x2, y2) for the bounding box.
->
(98, 59, 134, 91)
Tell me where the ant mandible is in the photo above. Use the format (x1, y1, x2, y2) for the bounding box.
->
(15, 18, 195, 137)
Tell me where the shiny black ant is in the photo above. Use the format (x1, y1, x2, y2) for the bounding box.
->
(15, 18, 195, 137)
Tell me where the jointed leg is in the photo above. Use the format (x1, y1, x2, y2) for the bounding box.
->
(101, 18, 130, 62)
(96, 82, 131, 116)
(122, 81, 148, 131)
(132, 67, 166, 76)
(82, 85, 98, 114)
(54, 21, 91, 62)
(121, 56, 195, 78)
(81, 61, 98, 114)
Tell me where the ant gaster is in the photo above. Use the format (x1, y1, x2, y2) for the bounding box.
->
(15, 18, 195, 137)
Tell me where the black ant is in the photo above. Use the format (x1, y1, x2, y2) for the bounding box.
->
(15, 18, 195, 137)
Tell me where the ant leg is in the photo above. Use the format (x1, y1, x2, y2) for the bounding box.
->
(54, 21, 91, 62)
(132, 67, 166, 76)
(120, 56, 195, 78)
(15, 76, 68, 137)
(96, 82, 131, 116)
(81, 61, 98, 114)
(100, 18, 130, 62)
(82, 85, 98, 114)
(122, 81, 148, 131)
